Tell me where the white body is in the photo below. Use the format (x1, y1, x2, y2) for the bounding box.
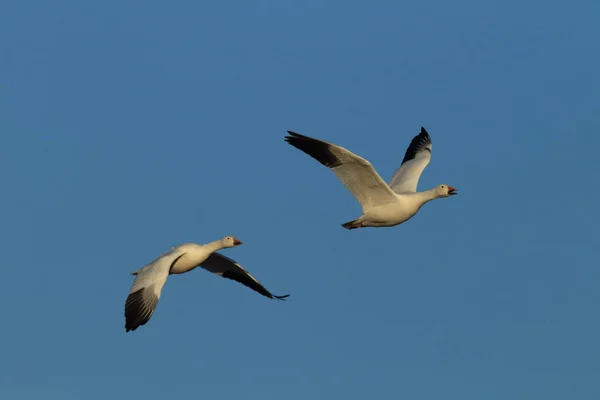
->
(359, 191, 438, 228)
(151, 242, 217, 275)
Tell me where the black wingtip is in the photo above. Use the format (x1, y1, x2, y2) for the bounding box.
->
(283, 132, 342, 168)
(124, 288, 154, 333)
(284, 130, 302, 141)
(273, 294, 290, 301)
(400, 127, 432, 165)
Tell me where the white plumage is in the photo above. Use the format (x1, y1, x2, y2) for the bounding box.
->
(285, 127, 457, 229)
(125, 237, 289, 332)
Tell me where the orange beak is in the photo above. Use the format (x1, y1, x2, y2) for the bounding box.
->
(448, 186, 458, 195)
(233, 238, 243, 246)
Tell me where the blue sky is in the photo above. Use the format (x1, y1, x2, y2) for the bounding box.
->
(1, 0, 599, 399)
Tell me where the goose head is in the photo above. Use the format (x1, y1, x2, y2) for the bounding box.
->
(221, 236, 243, 248)
(436, 184, 458, 197)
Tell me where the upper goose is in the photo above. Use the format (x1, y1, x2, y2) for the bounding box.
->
(124, 236, 289, 332)
(285, 127, 457, 229)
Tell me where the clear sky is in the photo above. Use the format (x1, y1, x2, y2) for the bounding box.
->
(1, 0, 599, 399)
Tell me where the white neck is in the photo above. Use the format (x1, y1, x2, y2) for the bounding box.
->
(202, 240, 225, 254)
(413, 188, 440, 205)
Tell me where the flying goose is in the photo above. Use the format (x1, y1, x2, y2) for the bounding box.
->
(125, 236, 289, 332)
(284, 127, 457, 229)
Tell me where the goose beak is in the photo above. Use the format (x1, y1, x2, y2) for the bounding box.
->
(233, 238, 243, 246)
(448, 186, 458, 195)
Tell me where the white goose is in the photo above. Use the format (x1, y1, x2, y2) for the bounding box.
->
(285, 127, 457, 229)
(124, 236, 289, 332)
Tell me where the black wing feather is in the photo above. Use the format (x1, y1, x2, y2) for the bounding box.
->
(401, 127, 432, 165)
(125, 288, 158, 332)
(285, 131, 343, 168)
(221, 269, 290, 301)
(201, 253, 290, 301)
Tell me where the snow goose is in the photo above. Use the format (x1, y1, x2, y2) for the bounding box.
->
(124, 236, 289, 332)
(285, 127, 457, 229)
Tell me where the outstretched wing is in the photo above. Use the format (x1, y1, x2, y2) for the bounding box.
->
(389, 127, 432, 194)
(200, 252, 289, 300)
(124, 250, 187, 332)
(285, 131, 398, 208)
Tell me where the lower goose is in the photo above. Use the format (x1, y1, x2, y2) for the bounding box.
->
(285, 127, 457, 229)
(124, 236, 289, 332)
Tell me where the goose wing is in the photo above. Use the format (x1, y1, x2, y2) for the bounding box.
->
(200, 252, 289, 300)
(388, 127, 432, 194)
(285, 131, 397, 208)
(124, 250, 187, 332)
